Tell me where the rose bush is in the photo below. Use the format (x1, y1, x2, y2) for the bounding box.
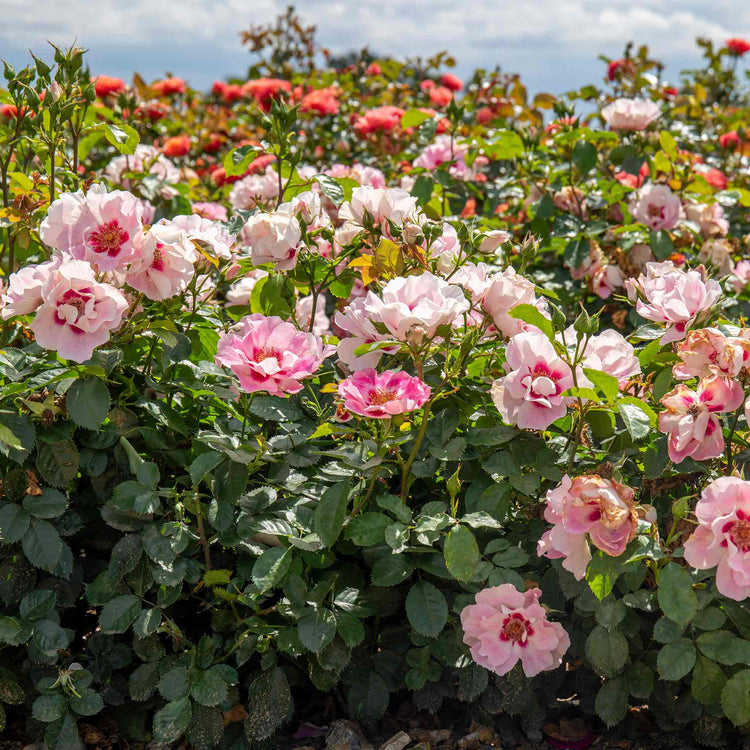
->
(0, 20, 749, 749)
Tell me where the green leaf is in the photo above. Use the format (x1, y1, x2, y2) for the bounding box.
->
(99, 594, 141, 634)
(406, 581, 448, 637)
(583, 368, 620, 402)
(186, 705, 224, 750)
(22, 520, 63, 572)
(191, 667, 228, 707)
(617, 401, 651, 441)
(657, 563, 697, 628)
(697, 631, 750, 665)
(36, 440, 79, 487)
(20, 590, 56, 621)
(572, 140, 597, 173)
(223, 145, 258, 176)
(657, 639, 696, 681)
(371, 555, 413, 586)
(247, 394, 302, 422)
(401, 109, 432, 128)
(129, 662, 160, 702)
(624, 663, 654, 699)
(23, 489, 67, 519)
(595, 677, 628, 727)
(585, 625, 628, 677)
(314, 481, 350, 547)
(564, 237, 590, 269)
(345, 512, 391, 546)
(692, 656, 726, 706)
(45, 711, 79, 749)
(66, 378, 110, 430)
(485, 130, 524, 160)
(153, 697, 192, 744)
(659, 130, 677, 159)
(33, 693, 66, 721)
(595, 598, 627, 630)
(102, 122, 140, 155)
(133, 608, 161, 638)
(444, 524, 479, 581)
(347, 672, 389, 723)
(649, 229, 674, 260)
(252, 547, 292, 593)
(69, 687, 103, 717)
(0, 503, 31, 544)
(653, 617, 684, 644)
(0, 412, 34, 463)
(245, 668, 291, 741)
(314, 174, 345, 206)
(298, 607, 336, 653)
(721, 669, 750, 727)
(586, 551, 620, 600)
(189, 451, 224, 487)
(508, 304, 554, 341)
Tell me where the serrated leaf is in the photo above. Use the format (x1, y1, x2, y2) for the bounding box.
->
(347, 672, 389, 723)
(22, 520, 63, 572)
(657, 639, 696, 681)
(23, 489, 67, 519)
(406, 581, 447, 637)
(585, 625, 628, 677)
(66, 378, 110, 430)
(314, 481, 350, 547)
(657, 563, 697, 628)
(721, 669, 750, 727)
(99, 594, 141, 634)
(245, 668, 291, 741)
(298, 607, 336, 653)
(153, 696, 192, 744)
(444, 525, 479, 581)
(191, 667, 229, 707)
(252, 547, 292, 593)
(595, 677, 628, 727)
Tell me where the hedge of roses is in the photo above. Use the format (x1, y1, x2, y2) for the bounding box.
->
(0, 21, 749, 748)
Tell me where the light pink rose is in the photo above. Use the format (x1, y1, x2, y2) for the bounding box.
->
(426, 223, 461, 273)
(126, 221, 198, 300)
(334, 296, 398, 371)
(698, 239, 734, 276)
(105, 144, 180, 187)
(568, 242, 603, 281)
(478, 230, 512, 255)
(295, 294, 331, 336)
(215, 313, 335, 396)
(412, 136, 479, 181)
(325, 163, 386, 189)
(0, 257, 63, 319)
(364, 271, 469, 343)
(170, 214, 236, 260)
(684, 477, 750, 601)
(674, 328, 750, 382)
(192, 201, 228, 221)
(625, 261, 722, 344)
(30, 259, 128, 362)
(630, 184, 684, 231)
(40, 184, 147, 273)
(591, 264, 624, 299)
(338, 187, 419, 232)
(559, 327, 640, 389)
(685, 202, 729, 238)
(730, 260, 750, 293)
(460, 584, 569, 678)
(337, 368, 430, 418)
(537, 474, 638, 579)
(601, 98, 660, 130)
(491, 330, 574, 430)
(658, 376, 743, 464)
(228, 166, 280, 209)
(240, 211, 302, 271)
(482, 267, 545, 337)
(450, 262, 495, 305)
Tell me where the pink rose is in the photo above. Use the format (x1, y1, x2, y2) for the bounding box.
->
(560, 327, 640, 389)
(460, 585, 569, 678)
(364, 272, 469, 343)
(413, 136, 477, 181)
(684, 477, 750, 601)
(215, 313, 335, 396)
(601, 98, 660, 130)
(30, 259, 128, 362)
(225, 270, 269, 307)
(0, 257, 62, 319)
(334, 296, 398, 371)
(426, 223, 461, 273)
(240, 211, 302, 271)
(228, 166, 280, 209)
(478, 230, 512, 255)
(104, 144, 180, 187)
(591, 264, 624, 299)
(698, 239, 734, 275)
(625, 261, 722, 344)
(630, 184, 684, 231)
(730, 260, 750, 293)
(40, 184, 147, 273)
(658, 376, 743, 463)
(337, 368, 430, 418)
(170, 214, 236, 260)
(673, 328, 750, 382)
(482, 267, 543, 337)
(338, 187, 418, 232)
(295, 294, 331, 336)
(491, 330, 574, 430)
(538, 474, 638, 580)
(192, 202, 228, 221)
(685, 202, 729, 238)
(126, 221, 198, 300)
(450, 262, 495, 305)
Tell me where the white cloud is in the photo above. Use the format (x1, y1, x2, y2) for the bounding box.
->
(0, 0, 747, 92)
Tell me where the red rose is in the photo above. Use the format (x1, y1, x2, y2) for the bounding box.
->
(726, 38, 750, 56)
(94, 75, 126, 98)
(162, 135, 190, 157)
(152, 77, 187, 96)
(440, 73, 463, 91)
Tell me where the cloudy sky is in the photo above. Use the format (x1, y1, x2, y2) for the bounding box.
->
(1, 0, 748, 95)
